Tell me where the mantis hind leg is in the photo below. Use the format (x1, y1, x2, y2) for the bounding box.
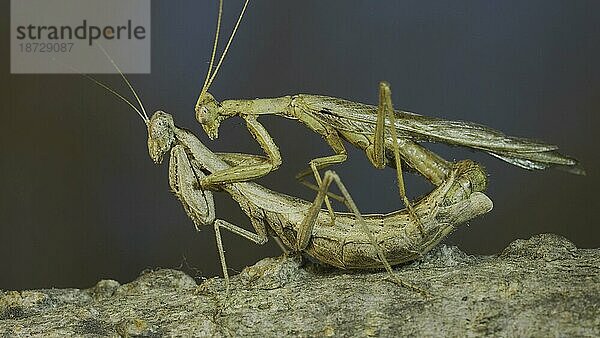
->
(370, 83, 476, 188)
(297, 170, 428, 296)
(369, 82, 426, 236)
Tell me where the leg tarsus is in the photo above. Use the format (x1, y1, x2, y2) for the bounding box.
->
(212, 218, 268, 294)
(213, 221, 230, 296)
(383, 274, 431, 298)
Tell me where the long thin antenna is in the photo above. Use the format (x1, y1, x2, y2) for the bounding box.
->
(97, 43, 149, 122)
(198, 0, 250, 102)
(52, 57, 148, 124)
(205, 0, 250, 90)
(198, 0, 224, 103)
(84, 73, 149, 124)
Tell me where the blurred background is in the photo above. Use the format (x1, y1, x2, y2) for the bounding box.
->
(1, 1, 598, 290)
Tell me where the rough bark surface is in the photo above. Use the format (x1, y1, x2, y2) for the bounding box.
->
(1, 234, 598, 337)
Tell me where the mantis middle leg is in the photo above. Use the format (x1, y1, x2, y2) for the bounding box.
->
(170, 145, 268, 292)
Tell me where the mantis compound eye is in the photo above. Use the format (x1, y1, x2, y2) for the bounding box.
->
(196, 106, 212, 124)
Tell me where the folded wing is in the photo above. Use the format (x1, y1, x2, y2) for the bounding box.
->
(301, 95, 584, 175)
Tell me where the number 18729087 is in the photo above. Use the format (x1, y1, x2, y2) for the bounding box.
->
(19, 42, 74, 53)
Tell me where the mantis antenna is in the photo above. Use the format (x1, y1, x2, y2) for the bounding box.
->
(199, 0, 223, 98)
(97, 43, 149, 122)
(54, 56, 149, 125)
(86, 71, 149, 125)
(197, 0, 251, 103)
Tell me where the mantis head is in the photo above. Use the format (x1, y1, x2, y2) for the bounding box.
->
(148, 111, 176, 164)
(195, 92, 223, 140)
(195, 0, 249, 140)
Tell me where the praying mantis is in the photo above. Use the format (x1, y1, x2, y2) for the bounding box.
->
(193, 0, 584, 223)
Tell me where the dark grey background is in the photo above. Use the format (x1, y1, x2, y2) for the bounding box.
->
(1, 1, 598, 290)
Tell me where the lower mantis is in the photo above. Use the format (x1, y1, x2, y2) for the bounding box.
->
(148, 110, 493, 290)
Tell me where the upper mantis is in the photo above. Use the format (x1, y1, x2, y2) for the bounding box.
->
(193, 1, 584, 221)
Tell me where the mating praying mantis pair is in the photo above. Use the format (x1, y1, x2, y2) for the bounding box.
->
(89, 0, 582, 291)
(91, 58, 493, 293)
